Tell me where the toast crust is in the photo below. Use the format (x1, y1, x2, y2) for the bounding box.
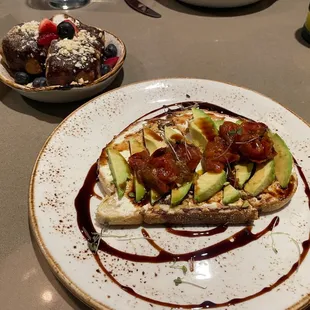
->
(96, 172, 298, 225)
(143, 205, 258, 225)
(96, 200, 259, 226)
(95, 195, 143, 225)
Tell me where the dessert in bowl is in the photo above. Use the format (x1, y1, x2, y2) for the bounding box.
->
(0, 14, 126, 103)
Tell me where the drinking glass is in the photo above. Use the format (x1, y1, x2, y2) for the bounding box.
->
(48, 0, 90, 9)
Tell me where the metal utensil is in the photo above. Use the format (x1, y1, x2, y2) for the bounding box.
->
(124, 0, 161, 18)
(48, 0, 90, 9)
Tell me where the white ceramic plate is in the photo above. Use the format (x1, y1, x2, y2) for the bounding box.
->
(178, 0, 261, 8)
(29, 78, 310, 310)
(0, 31, 126, 103)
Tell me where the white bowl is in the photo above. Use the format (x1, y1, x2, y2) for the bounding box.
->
(0, 31, 126, 103)
(178, 0, 261, 8)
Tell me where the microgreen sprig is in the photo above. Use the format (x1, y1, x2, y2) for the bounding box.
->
(83, 226, 154, 254)
(170, 260, 188, 275)
(227, 127, 242, 136)
(173, 277, 208, 289)
(270, 232, 301, 268)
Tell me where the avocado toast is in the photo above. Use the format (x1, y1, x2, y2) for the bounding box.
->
(96, 105, 297, 225)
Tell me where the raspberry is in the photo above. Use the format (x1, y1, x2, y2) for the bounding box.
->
(39, 19, 57, 34)
(37, 33, 59, 46)
(104, 57, 119, 68)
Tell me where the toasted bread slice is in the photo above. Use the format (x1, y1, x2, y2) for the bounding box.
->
(95, 105, 298, 226)
(96, 199, 259, 225)
(96, 195, 143, 225)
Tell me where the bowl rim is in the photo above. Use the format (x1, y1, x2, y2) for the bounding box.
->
(0, 29, 126, 93)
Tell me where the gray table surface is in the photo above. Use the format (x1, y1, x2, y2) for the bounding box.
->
(0, 0, 309, 309)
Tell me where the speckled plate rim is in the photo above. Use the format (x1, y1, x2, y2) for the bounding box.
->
(28, 78, 310, 310)
(0, 29, 126, 93)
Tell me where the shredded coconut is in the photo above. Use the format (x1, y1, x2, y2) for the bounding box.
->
(76, 30, 97, 44)
(15, 21, 39, 37)
(56, 36, 96, 65)
(75, 61, 82, 68)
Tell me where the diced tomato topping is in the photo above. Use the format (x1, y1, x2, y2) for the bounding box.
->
(202, 120, 276, 173)
(174, 143, 202, 172)
(202, 136, 240, 173)
(128, 143, 201, 194)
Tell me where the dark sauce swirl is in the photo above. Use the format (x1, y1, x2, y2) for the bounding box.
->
(166, 225, 227, 237)
(74, 102, 310, 308)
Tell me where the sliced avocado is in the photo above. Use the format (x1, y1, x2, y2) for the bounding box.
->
(171, 182, 192, 207)
(134, 178, 146, 202)
(129, 139, 147, 202)
(129, 138, 145, 154)
(107, 148, 131, 199)
(222, 184, 241, 205)
(192, 108, 218, 132)
(193, 109, 240, 131)
(192, 108, 210, 120)
(214, 119, 224, 130)
(195, 161, 203, 175)
(143, 127, 166, 155)
(268, 132, 293, 188)
(242, 201, 251, 208)
(164, 126, 184, 143)
(189, 121, 208, 149)
(244, 160, 275, 196)
(214, 118, 242, 130)
(194, 170, 226, 203)
(189, 108, 218, 149)
(150, 190, 161, 205)
(235, 162, 254, 189)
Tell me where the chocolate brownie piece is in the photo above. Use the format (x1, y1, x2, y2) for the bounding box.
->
(45, 30, 101, 86)
(1, 21, 47, 75)
(79, 23, 105, 52)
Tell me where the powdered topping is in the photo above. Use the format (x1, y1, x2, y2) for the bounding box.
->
(14, 21, 39, 37)
(56, 36, 96, 59)
(76, 29, 97, 45)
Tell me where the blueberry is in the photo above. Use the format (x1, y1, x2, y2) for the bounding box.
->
(100, 64, 111, 76)
(57, 21, 75, 39)
(104, 44, 117, 58)
(33, 77, 47, 88)
(15, 72, 30, 85)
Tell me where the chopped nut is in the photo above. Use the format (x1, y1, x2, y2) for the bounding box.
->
(15, 21, 39, 36)
(75, 61, 82, 69)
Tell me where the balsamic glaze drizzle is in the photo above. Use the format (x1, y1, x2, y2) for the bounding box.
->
(166, 225, 227, 237)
